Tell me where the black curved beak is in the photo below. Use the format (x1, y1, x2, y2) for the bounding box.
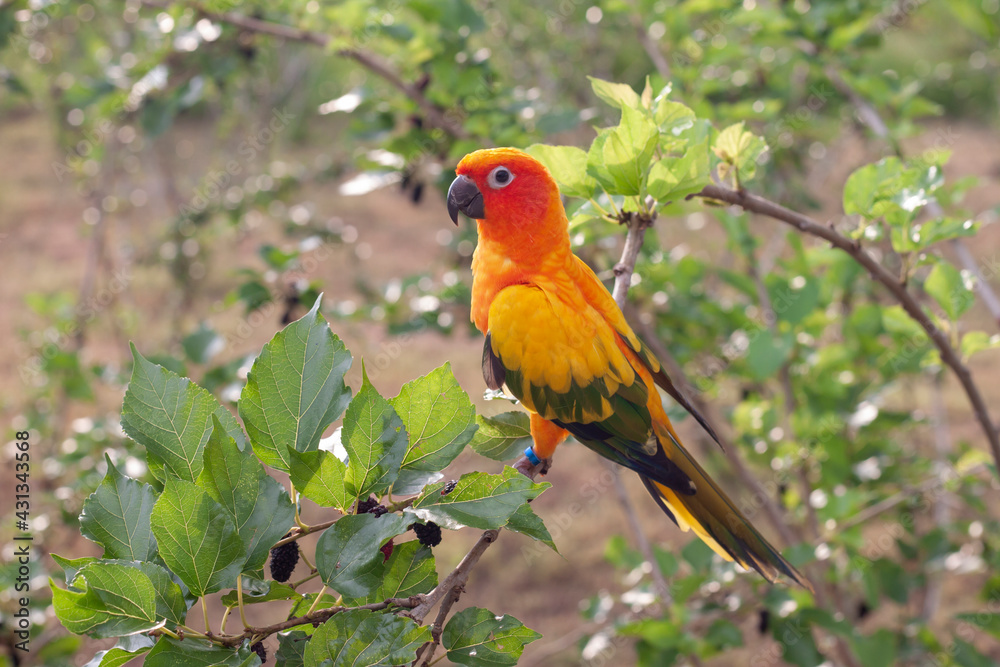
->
(447, 175, 484, 225)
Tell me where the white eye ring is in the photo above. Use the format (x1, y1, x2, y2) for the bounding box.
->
(487, 166, 514, 189)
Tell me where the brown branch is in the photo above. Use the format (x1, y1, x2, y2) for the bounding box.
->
(138, 0, 469, 138)
(824, 62, 1000, 329)
(694, 183, 1000, 477)
(625, 0, 671, 81)
(149, 596, 423, 648)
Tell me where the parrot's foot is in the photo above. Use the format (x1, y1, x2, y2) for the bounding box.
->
(513, 448, 551, 480)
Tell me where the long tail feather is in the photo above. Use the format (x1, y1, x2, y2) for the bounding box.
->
(641, 428, 813, 591)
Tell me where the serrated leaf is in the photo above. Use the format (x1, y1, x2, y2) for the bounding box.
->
(145, 637, 261, 667)
(443, 607, 540, 666)
(314, 513, 411, 599)
(504, 503, 557, 552)
(151, 479, 246, 596)
(277, 631, 309, 667)
(220, 580, 300, 607)
(51, 563, 159, 638)
(391, 469, 444, 496)
(647, 136, 709, 202)
(84, 635, 155, 667)
(80, 454, 158, 561)
(198, 416, 295, 572)
(303, 609, 430, 667)
(51, 554, 98, 587)
(122, 344, 243, 483)
(290, 449, 351, 511)
(345, 540, 438, 606)
(393, 363, 477, 473)
(409, 468, 549, 530)
(602, 105, 658, 196)
(239, 296, 353, 472)
(525, 144, 595, 198)
(925, 262, 974, 320)
(588, 76, 641, 110)
(343, 370, 407, 502)
(586, 128, 620, 193)
(469, 412, 532, 461)
(114, 560, 189, 626)
(653, 99, 696, 136)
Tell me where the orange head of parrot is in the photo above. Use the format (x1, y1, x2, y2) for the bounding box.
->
(447, 147, 564, 234)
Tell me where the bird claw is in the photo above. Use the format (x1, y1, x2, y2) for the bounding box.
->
(513, 455, 551, 480)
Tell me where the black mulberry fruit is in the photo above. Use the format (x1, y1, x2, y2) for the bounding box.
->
(251, 640, 267, 664)
(269, 540, 300, 582)
(412, 521, 442, 547)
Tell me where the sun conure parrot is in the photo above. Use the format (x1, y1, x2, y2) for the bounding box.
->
(447, 147, 810, 589)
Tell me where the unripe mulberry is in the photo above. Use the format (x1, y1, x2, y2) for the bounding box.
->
(269, 540, 299, 582)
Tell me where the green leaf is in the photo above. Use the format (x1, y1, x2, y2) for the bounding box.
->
(80, 454, 158, 561)
(314, 513, 411, 599)
(602, 105, 658, 196)
(409, 467, 549, 530)
(745, 330, 794, 380)
(525, 144, 596, 199)
(122, 344, 242, 483)
(277, 631, 309, 667)
(289, 449, 351, 512)
(653, 99, 696, 136)
(956, 612, 1000, 639)
(469, 412, 532, 461)
(765, 275, 821, 326)
(84, 636, 155, 667)
(504, 503, 557, 552)
(925, 262, 974, 319)
(51, 563, 159, 638)
(145, 637, 261, 666)
(443, 607, 541, 666)
(961, 331, 1000, 361)
(343, 370, 408, 502)
(952, 639, 994, 667)
(843, 158, 905, 217)
(221, 580, 300, 607)
(588, 76, 641, 110)
(114, 560, 188, 626)
(345, 540, 438, 605)
(393, 363, 477, 473)
(912, 217, 979, 247)
(647, 136, 709, 202)
(151, 479, 246, 596)
(849, 629, 897, 667)
(182, 322, 223, 364)
(303, 608, 430, 667)
(239, 296, 353, 472)
(198, 416, 295, 572)
(713, 122, 766, 184)
(705, 618, 743, 651)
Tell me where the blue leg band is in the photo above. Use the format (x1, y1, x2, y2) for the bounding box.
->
(524, 446, 541, 465)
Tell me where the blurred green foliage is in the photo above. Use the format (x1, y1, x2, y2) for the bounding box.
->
(3, 0, 1000, 665)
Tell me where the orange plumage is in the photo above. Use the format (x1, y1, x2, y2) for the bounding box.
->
(447, 147, 810, 589)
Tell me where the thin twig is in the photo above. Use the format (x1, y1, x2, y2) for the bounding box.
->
(693, 184, 1000, 477)
(605, 462, 672, 603)
(138, 0, 469, 138)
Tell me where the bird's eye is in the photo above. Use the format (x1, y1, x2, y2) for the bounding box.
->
(487, 166, 514, 189)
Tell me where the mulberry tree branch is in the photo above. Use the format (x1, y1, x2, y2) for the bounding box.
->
(693, 183, 1000, 476)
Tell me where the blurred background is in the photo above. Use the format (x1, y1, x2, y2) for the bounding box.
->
(2, 0, 1000, 665)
